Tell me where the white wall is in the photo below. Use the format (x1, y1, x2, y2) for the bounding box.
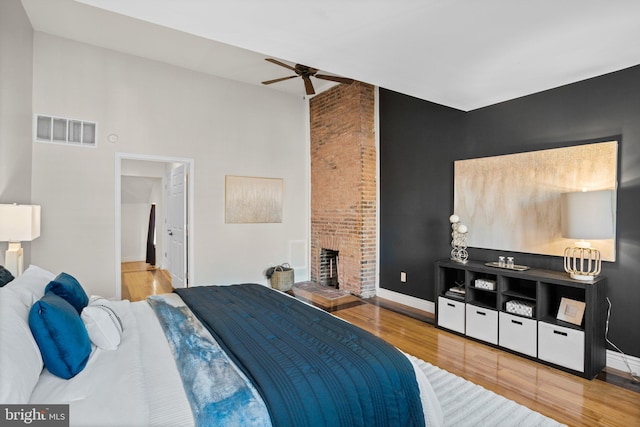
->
(121, 176, 162, 263)
(31, 32, 309, 298)
(121, 204, 144, 260)
(0, 0, 34, 263)
(121, 160, 168, 266)
(121, 203, 151, 262)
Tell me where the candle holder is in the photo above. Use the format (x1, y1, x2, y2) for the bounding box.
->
(449, 214, 469, 264)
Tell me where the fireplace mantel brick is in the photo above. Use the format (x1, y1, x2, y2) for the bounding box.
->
(310, 82, 376, 297)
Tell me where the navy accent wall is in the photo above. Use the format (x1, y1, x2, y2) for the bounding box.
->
(380, 64, 640, 358)
(379, 95, 466, 301)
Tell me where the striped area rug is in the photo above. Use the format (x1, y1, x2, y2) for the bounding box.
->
(409, 355, 566, 427)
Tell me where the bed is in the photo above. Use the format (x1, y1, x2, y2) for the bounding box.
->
(0, 265, 443, 426)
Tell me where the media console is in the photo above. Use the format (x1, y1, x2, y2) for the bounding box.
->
(435, 259, 607, 379)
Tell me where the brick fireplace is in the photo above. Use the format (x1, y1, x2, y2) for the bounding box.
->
(310, 82, 376, 297)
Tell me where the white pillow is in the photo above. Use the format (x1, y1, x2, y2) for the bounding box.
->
(0, 287, 44, 403)
(4, 265, 56, 308)
(81, 297, 124, 350)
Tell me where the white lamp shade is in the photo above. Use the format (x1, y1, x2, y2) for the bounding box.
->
(560, 190, 613, 240)
(0, 204, 41, 242)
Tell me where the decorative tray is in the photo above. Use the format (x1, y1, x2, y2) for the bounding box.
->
(484, 262, 530, 271)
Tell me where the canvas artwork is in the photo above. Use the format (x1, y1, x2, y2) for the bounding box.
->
(225, 176, 284, 223)
(453, 141, 617, 261)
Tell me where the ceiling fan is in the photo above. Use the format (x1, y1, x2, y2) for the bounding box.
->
(261, 58, 354, 95)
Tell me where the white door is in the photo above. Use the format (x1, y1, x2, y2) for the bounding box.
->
(166, 164, 187, 288)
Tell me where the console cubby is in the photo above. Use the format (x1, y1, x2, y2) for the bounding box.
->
(436, 266, 466, 296)
(538, 282, 586, 329)
(468, 270, 498, 287)
(500, 276, 537, 318)
(466, 289, 497, 310)
(435, 259, 607, 379)
(466, 270, 498, 309)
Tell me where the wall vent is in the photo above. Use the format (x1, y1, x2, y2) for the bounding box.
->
(34, 114, 97, 147)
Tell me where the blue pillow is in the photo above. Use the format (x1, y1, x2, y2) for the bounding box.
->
(45, 272, 89, 314)
(28, 292, 92, 379)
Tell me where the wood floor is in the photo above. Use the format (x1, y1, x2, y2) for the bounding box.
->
(333, 301, 640, 427)
(121, 261, 173, 302)
(122, 273, 639, 426)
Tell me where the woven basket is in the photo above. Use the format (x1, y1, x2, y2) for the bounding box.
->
(270, 264, 294, 291)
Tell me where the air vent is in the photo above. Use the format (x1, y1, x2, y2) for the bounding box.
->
(34, 114, 97, 147)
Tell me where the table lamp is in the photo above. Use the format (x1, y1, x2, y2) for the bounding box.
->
(0, 204, 41, 276)
(561, 190, 613, 281)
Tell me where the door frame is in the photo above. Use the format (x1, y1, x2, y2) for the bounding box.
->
(114, 152, 195, 300)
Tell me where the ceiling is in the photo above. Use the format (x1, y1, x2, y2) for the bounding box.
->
(21, 0, 640, 111)
(121, 176, 159, 204)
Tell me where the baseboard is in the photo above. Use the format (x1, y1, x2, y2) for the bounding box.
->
(376, 288, 435, 313)
(607, 349, 640, 375)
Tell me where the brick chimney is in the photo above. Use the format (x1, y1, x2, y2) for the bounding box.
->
(309, 82, 376, 297)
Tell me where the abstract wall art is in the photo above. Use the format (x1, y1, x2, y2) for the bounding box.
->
(453, 141, 617, 261)
(225, 176, 284, 224)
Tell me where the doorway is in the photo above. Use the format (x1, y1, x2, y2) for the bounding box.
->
(115, 153, 194, 300)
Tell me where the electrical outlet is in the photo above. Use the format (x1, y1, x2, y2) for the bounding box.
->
(400, 271, 407, 282)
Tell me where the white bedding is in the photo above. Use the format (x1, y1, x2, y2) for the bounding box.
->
(133, 299, 194, 426)
(28, 299, 194, 427)
(29, 299, 150, 426)
(27, 290, 442, 427)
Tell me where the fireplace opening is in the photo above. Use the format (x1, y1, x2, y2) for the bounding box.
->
(319, 249, 339, 288)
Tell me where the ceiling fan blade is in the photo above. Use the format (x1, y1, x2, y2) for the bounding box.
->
(302, 75, 315, 95)
(262, 75, 298, 85)
(315, 74, 354, 85)
(265, 58, 297, 72)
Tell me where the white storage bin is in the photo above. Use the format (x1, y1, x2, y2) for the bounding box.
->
(499, 312, 537, 357)
(538, 322, 584, 372)
(465, 304, 498, 344)
(437, 297, 465, 334)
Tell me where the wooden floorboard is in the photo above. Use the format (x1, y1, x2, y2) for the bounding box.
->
(333, 298, 640, 427)
(366, 295, 435, 323)
(121, 261, 173, 302)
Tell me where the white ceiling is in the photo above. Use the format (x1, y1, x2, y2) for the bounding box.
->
(121, 176, 159, 204)
(22, 0, 640, 111)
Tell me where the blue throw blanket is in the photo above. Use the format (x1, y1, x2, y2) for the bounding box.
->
(148, 295, 272, 426)
(174, 284, 425, 427)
